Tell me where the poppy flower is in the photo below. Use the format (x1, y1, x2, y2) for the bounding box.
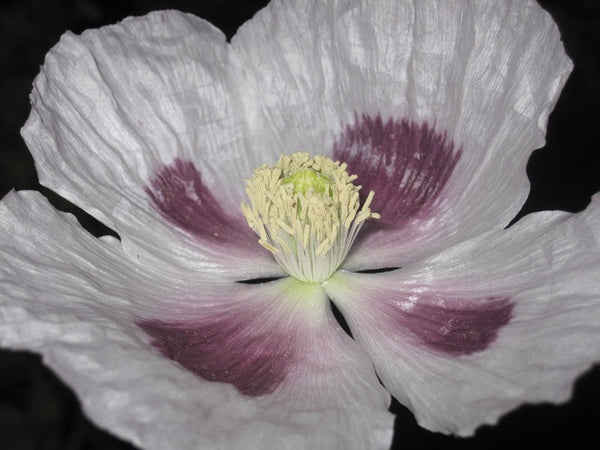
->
(1, 1, 599, 449)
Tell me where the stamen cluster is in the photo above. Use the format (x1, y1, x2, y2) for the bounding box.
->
(241, 152, 379, 283)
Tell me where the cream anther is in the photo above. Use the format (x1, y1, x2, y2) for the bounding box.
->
(241, 152, 379, 283)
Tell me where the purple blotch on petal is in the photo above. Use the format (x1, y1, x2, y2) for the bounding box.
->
(146, 158, 253, 244)
(333, 114, 461, 230)
(137, 312, 296, 397)
(385, 294, 513, 355)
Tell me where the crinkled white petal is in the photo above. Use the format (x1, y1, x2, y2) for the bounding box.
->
(22, 10, 279, 280)
(232, 0, 571, 268)
(0, 191, 393, 450)
(325, 196, 600, 436)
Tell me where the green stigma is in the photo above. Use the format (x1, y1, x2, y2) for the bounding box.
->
(282, 168, 332, 195)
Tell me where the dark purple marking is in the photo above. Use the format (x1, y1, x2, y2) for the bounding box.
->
(385, 294, 513, 355)
(146, 158, 254, 245)
(333, 115, 461, 230)
(138, 311, 296, 397)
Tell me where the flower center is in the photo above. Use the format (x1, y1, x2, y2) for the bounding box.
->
(241, 152, 379, 283)
(282, 167, 332, 195)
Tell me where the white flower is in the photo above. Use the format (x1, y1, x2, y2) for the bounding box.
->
(1, 1, 599, 449)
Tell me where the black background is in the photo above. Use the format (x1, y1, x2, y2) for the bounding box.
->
(1, 1, 599, 449)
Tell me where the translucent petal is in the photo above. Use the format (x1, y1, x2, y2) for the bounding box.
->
(22, 11, 279, 280)
(0, 191, 393, 449)
(232, 0, 571, 268)
(325, 196, 600, 436)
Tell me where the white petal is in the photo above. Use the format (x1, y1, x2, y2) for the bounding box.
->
(22, 10, 279, 280)
(232, 0, 571, 268)
(324, 196, 600, 436)
(0, 191, 393, 449)
(137, 278, 394, 449)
